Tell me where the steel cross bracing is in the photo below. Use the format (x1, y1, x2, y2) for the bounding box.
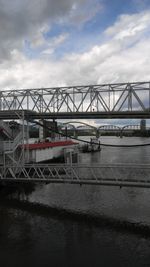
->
(0, 82, 150, 119)
(1, 163, 150, 188)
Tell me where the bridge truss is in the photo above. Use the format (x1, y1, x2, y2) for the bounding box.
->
(0, 82, 150, 119)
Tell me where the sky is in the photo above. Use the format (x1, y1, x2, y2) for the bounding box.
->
(0, 0, 150, 125)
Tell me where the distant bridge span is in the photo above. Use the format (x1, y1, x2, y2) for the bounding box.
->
(59, 123, 142, 137)
(98, 125, 121, 131)
(61, 121, 97, 130)
(0, 81, 150, 119)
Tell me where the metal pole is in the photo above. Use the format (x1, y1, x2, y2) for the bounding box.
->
(149, 82, 150, 111)
(22, 110, 25, 166)
(65, 127, 68, 140)
(26, 119, 29, 163)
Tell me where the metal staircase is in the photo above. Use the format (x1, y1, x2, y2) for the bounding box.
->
(3, 131, 23, 153)
(0, 131, 24, 170)
(0, 120, 13, 139)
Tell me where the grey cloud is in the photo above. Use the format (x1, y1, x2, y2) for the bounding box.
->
(0, 0, 88, 60)
(0, 9, 150, 92)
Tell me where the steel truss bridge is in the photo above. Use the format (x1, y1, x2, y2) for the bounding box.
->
(59, 121, 142, 138)
(0, 81, 150, 119)
(1, 164, 150, 188)
(60, 122, 141, 132)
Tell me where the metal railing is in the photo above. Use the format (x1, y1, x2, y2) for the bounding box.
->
(1, 163, 150, 188)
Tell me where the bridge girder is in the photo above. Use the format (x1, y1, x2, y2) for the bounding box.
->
(61, 121, 97, 130)
(98, 124, 121, 131)
(0, 82, 149, 120)
(122, 124, 140, 130)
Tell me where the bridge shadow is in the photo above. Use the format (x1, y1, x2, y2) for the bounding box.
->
(0, 181, 37, 201)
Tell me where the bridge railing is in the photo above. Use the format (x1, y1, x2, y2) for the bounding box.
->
(1, 163, 150, 188)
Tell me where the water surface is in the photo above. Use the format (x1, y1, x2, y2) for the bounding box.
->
(1, 136, 150, 266)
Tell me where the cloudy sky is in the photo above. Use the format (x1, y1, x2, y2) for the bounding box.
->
(0, 0, 150, 125)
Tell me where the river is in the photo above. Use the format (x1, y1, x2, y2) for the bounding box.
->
(1, 136, 150, 267)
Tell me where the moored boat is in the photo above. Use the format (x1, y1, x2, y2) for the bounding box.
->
(23, 139, 79, 163)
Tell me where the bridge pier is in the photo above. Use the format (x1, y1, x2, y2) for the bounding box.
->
(120, 130, 123, 138)
(73, 131, 78, 138)
(96, 130, 100, 139)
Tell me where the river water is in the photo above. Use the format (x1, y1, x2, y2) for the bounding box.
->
(1, 136, 150, 267)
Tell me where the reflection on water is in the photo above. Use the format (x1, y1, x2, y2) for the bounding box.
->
(0, 204, 150, 267)
(19, 136, 150, 226)
(1, 136, 150, 266)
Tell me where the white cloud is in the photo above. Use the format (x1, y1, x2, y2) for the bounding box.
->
(105, 12, 150, 39)
(104, 11, 150, 55)
(41, 33, 69, 55)
(0, 9, 150, 91)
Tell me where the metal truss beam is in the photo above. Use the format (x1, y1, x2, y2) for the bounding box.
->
(0, 82, 149, 119)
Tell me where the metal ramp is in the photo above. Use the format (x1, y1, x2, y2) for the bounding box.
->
(1, 163, 150, 188)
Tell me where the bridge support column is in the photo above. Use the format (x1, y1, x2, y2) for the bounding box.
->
(120, 130, 123, 138)
(74, 131, 78, 139)
(96, 130, 100, 139)
(39, 119, 58, 140)
(39, 119, 45, 140)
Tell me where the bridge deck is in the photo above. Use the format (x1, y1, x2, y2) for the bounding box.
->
(0, 110, 150, 120)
